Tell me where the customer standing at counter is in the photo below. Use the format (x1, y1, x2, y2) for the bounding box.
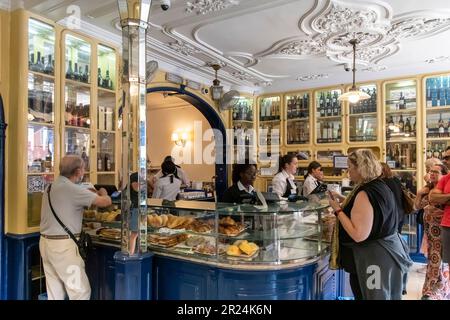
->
(328, 149, 412, 300)
(272, 154, 298, 199)
(415, 164, 450, 300)
(429, 166, 450, 291)
(302, 161, 324, 196)
(39, 155, 112, 300)
(153, 160, 182, 201)
(221, 163, 257, 204)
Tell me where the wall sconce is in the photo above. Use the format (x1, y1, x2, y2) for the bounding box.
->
(171, 131, 189, 147)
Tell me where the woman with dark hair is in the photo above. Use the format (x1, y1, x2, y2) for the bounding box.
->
(416, 163, 450, 299)
(272, 154, 298, 199)
(302, 161, 324, 196)
(152, 160, 181, 201)
(221, 163, 257, 204)
(155, 155, 190, 186)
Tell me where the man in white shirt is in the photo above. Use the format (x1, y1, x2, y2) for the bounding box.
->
(302, 161, 324, 196)
(40, 155, 112, 300)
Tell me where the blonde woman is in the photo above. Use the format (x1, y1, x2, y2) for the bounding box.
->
(328, 149, 412, 300)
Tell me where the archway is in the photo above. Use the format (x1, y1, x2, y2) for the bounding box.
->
(146, 86, 227, 198)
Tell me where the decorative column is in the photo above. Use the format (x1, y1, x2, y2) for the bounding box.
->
(114, 0, 152, 300)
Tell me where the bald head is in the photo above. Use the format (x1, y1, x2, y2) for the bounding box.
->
(60, 155, 84, 178)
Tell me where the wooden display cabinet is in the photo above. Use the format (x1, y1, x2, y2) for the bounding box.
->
(230, 94, 256, 164)
(284, 91, 312, 147)
(313, 87, 344, 145)
(7, 11, 120, 233)
(423, 73, 450, 163)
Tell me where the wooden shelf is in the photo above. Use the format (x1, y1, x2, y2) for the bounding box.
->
(65, 125, 91, 131)
(64, 78, 91, 88)
(28, 121, 54, 127)
(385, 109, 416, 115)
(97, 171, 115, 174)
(349, 112, 377, 117)
(386, 137, 416, 143)
(287, 118, 309, 122)
(316, 115, 342, 120)
(426, 137, 450, 141)
(425, 105, 450, 113)
(259, 119, 281, 123)
(98, 130, 116, 134)
(28, 70, 55, 80)
(98, 86, 116, 94)
(232, 120, 254, 124)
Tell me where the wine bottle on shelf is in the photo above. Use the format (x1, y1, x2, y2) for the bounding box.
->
(105, 154, 111, 171)
(98, 68, 103, 87)
(399, 92, 405, 109)
(405, 118, 411, 135)
(426, 148, 432, 159)
(295, 97, 301, 118)
(433, 147, 440, 159)
(97, 154, 103, 172)
(426, 78, 433, 107)
(326, 93, 332, 117)
(332, 92, 338, 116)
(44, 54, 54, 75)
(34, 51, 43, 73)
(439, 114, 445, 137)
(412, 118, 416, 137)
(73, 63, 79, 81)
(398, 115, 404, 133)
(103, 70, 111, 89)
(29, 52, 35, 71)
(83, 65, 89, 83)
(328, 123, 333, 142)
(66, 60, 74, 80)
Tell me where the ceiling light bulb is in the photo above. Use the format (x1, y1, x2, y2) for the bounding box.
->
(348, 94, 360, 104)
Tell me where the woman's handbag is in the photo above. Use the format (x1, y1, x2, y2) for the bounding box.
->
(401, 186, 416, 215)
(329, 219, 341, 270)
(47, 185, 92, 261)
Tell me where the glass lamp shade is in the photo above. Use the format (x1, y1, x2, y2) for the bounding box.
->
(211, 85, 223, 100)
(338, 89, 370, 103)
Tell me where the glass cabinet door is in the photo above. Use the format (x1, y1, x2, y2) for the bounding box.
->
(348, 84, 377, 142)
(97, 45, 117, 184)
(63, 34, 92, 181)
(286, 93, 310, 145)
(315, 89, 342, 144)
(425, 74, 450, 162)
(258, 96, 281, 148)
(231, 96, 254, 163)
(27, 18, 56, 227)
(384, 80, 418, 193)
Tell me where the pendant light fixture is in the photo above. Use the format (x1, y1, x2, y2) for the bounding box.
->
(338, 39, 370, 104)
(210, 63, 223, 101)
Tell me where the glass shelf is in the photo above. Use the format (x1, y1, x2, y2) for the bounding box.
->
(232, 97, 254, 122)
(349, 84, 378, 142)
(28, 18, 55, 76)
(98, 44, 116, 90)
(64, 82, 91, 128)
(315, 89, 342, 144)
(27, 72, 54, 124)
(385, 80, 417, 112)
(65, 34, 91, 84)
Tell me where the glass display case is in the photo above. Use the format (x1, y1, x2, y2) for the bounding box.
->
(88, 199, 333, 266)
(424, 74, 450, 162)
(384, 79, 418, 193)
(27, 18, 56, 227)
(348, 84, 378, 142)
(285, 92, 310, 145)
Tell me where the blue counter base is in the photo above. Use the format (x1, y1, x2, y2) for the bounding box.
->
(153, 255, 341, 300)
(114, 251, 153, 300)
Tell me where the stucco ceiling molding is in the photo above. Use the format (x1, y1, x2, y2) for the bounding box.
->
(167, 40, 200, 56)
(389, 11, 450, 41)
(186, 0, 240, 15)
(297, 73, 330, 81)
(224, 52, 258, 67)
(328, 41, 400, 65)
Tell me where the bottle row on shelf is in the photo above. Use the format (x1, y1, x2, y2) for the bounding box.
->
(317, 122, 342, 143)
(28, 151, 53, 173)
(386, 143, 417, 170)
(426, 76, 450, 108)
(28, 89, 53, 123)
(426, 143, 448, 160)
(66, 60, 90, 83)
(317, 91, 342, 118)
(386, 115, 416, 138)
(386, 91, 416, 110)
(29, 51, 54, 75)
(98, 106, 114, 131)
(232, 101, 253, 121)
(287, 94, 309, 119)
(259, 124, 280, 146)
(65, 103, 90, 128)
(350, 88, 377, 114)
(286, 121, 309, 144)
(97, 153, 113, 172)
(260, 99, 281, 121)
(232, 127, 252, 146)
(426, 114, 450, 138)
(98, 68, 113, 90)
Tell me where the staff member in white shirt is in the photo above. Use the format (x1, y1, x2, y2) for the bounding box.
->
(153, 160, 181, 201)
(155, 155, 190, 187)
(302, 161, 324, 196)
(272, 154, 298, 199)
(39, 155, 111, 300)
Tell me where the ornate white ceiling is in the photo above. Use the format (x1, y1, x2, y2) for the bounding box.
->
(10, 0, 450, 93)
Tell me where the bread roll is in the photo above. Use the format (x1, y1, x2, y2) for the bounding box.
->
(160, 214, 168, 227)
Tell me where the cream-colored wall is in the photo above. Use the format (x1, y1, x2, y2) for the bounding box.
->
(147, 101, 216, 184)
